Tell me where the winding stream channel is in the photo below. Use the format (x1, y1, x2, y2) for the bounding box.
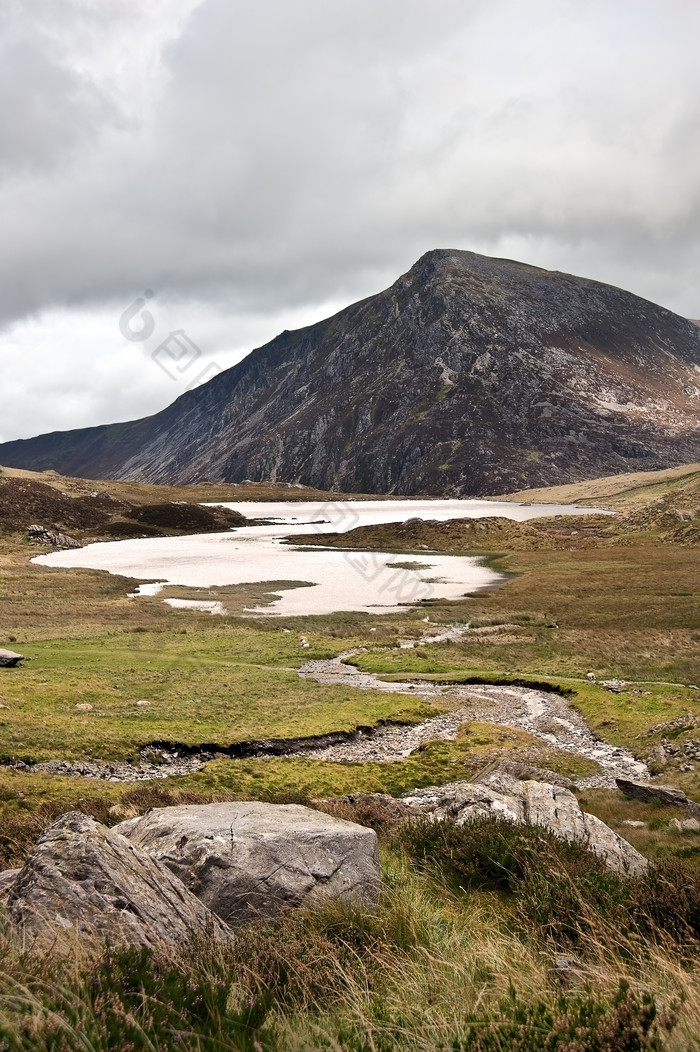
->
(294, 644, 648, 788)
(17, 634, 648, 789)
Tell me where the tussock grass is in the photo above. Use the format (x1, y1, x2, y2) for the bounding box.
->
(1, 822, 698, 1049)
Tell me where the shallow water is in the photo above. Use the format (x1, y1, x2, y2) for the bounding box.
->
(217, 497, 604, 529)
(34, 497, 606, 617)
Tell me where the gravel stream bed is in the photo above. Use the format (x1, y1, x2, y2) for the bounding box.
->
(6, 749, 211, 782)
(5, 627, 649, 788)
(295, 644, 649, 789)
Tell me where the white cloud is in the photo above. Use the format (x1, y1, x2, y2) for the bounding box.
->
(1, 0, 699, 440)
(0, 294, 346, 442)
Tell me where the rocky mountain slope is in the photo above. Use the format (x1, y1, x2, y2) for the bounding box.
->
(2, 250, 699, 495)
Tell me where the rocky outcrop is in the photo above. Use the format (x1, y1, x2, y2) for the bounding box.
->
(1, 250, 699, 495)
(1, 783, 648, 953)
(5, 812, 231, 948)
(115, 801, 380, 925)
(616, 778, 700, 816)
(27, 524, 81, 548)
(399, 773, 648, 875)
(467, 758, 576, 789)
(327, 774, 647, 875)
(0, 649, 24, 668)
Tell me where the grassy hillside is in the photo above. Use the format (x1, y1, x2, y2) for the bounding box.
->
(494, 461, 700, 510)
(0, 464, 373, 505)
(0, 464, 386, 543)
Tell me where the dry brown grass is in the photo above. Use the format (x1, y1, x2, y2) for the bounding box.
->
(495, 462, 700, 511)
(1, 833, 699, 1049)
(0, 463, 384, 505)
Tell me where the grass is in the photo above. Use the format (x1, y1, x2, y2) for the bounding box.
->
(1, 464, 700, 1047)
(1, 819, 698, 1049)
(0, 628, 435, 763)
(0, 463, 366, 506)
(1, 471, 700, 843)
(495, 462, 700, 510)
(322, 544, 700, 687)
(572, 790, 700, 865)
(0, 726, 599, 870)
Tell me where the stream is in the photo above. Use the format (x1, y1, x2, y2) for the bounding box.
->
(9, 630, 648, 789)
(294, 645, 649, 789)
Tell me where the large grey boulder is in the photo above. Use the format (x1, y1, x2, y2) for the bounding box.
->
(115, 801, 379, 926)
(0, 649, 24, 668)
(5, 812, 231, 948)
(400, 773, 648, 875)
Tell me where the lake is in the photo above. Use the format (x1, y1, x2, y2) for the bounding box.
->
(34, 498, 606, 616)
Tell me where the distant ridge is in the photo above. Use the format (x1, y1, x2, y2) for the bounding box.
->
(2, 249, 699, 495)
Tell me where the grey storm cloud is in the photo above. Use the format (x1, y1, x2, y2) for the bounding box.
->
(1, 0, 699, 441)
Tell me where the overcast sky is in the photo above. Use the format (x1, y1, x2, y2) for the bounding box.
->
(1, 0, 699, 442)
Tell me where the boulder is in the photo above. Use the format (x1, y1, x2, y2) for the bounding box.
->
(616, 778, 700, 815)
(115, 801, 379, 926)
(470, 758, 575, 789)
(399, 773, 648, 875)
(669, 817, 700, 832)
(5, 812, 231, 948)
(548, 953, 593, 987)
(0, 868, 20, 898)
(0, 649, 24, 668)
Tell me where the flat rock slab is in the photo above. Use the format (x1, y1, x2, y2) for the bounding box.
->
(5, 812, 231, 949)
(400, 773, 648, 875)
(616, 778, 700, 815)
(0, 649, 24, 668)
(115, 801, 379, 926)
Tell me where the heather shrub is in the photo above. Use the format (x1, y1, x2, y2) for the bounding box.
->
(454, 981, 669, 1052)
(395, 815, 700, 952)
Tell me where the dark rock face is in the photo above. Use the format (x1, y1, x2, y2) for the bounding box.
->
(1, 250, 699, 495)
(616, 778, 700, 815)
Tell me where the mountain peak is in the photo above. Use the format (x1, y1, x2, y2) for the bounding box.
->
(1, 252, 699, 495)
(407, 247, 550, 280)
